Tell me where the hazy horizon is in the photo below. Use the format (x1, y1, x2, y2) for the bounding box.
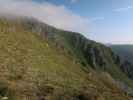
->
(0, 0, 133, 44)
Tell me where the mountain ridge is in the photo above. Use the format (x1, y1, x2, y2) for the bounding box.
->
(0, 16, 133, 100)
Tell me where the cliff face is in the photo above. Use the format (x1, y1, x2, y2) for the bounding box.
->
(110, 45, 133, 80)
(0, 16, 133, 100)
(59, 32, 133, 76)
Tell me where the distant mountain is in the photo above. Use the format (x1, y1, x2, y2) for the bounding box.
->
(110, 45, 133, 64)
(0, 16, 133, 99)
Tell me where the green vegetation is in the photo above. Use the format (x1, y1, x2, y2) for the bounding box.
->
(0, 17, 132, 100)
(58, 31, 133, 90)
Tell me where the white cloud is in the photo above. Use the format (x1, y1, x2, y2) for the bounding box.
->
(114, 6, 133, 12)
(0, 0, 90, 34)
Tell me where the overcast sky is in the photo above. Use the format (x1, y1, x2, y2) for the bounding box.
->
(0, 0, 133, 44)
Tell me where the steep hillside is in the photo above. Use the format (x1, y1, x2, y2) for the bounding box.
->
(22, 17, 133, 90)
(0, 16, 133, 100)
(110, 45, 133, 64)
(110, 45, 133, 85)
(58, 32, 133, 88)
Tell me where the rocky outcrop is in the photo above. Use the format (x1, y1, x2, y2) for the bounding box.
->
(120, 61, 133, 80)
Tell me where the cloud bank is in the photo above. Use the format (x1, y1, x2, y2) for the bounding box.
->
(0, 0, 90, 34)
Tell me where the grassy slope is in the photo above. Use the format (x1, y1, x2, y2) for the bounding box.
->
(58, 32, 133, 90)
(0, 17, 132, 100)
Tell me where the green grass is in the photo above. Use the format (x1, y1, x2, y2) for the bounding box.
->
(0, 17, 132, 100)
(58, 30, 133, 90)
(0, 18, 90, 99)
